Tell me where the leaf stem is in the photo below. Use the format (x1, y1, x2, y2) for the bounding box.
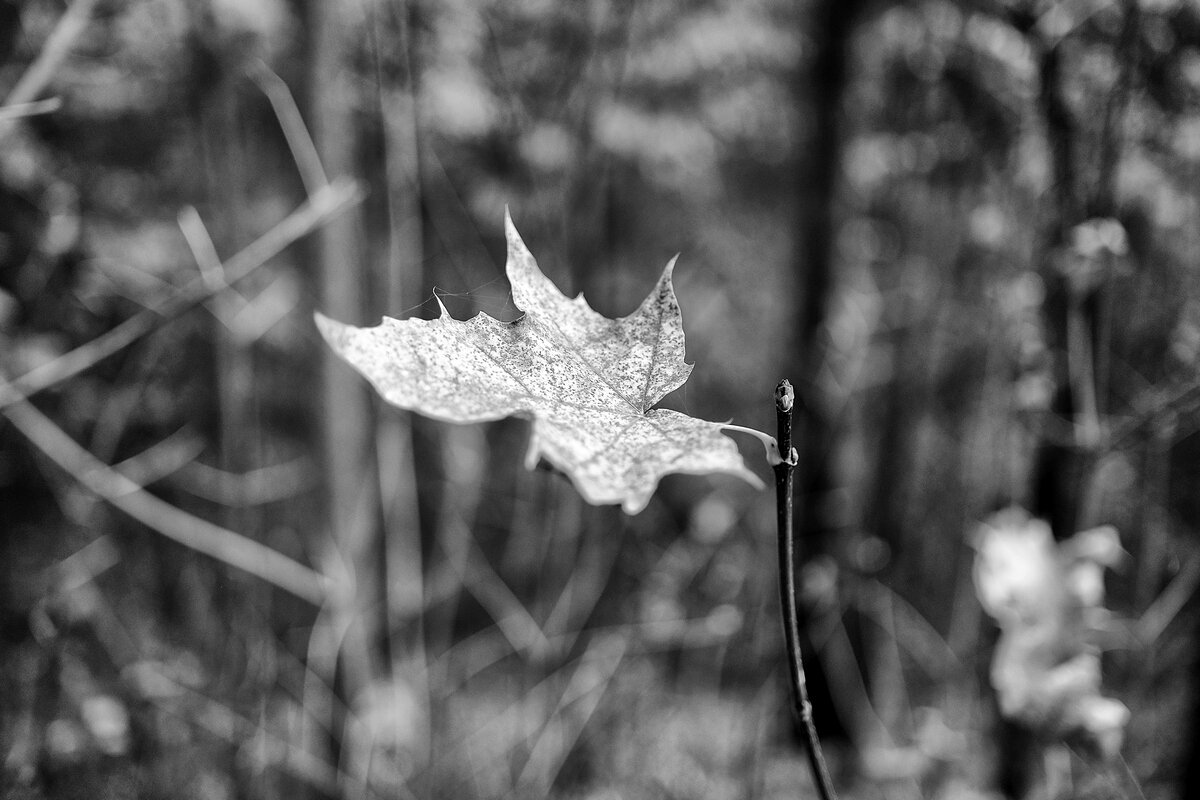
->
(773, 379, 839, 800)
(720, 423, 783, 465)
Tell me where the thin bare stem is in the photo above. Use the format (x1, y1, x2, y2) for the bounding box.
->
(0, 178, 360, 409)
(1, 0, 98, 111)
(248, 60, 329, 196)
(773, 379, 838, 800)
(1136, 553, 1200, 645)
(0, 97, 62, 123)
(2, 389, 328, 605)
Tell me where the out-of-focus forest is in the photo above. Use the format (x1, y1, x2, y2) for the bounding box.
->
(2, 0, 1200, 798)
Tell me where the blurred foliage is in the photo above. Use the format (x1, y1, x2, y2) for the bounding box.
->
(2, 0, 1200, 799)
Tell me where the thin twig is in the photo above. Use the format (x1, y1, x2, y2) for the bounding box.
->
(171, 457, 318, 508)
(774, 379, 839, 800)
(513, 632, 628, 796)
(107, 426, 205, 490)
(439, 507, 552, 659)
(1136, 554, 1200, 645)
(1, 390, 328, 605)
(0, 178, 361, 409)
(0, 97, 62, 123)
(248, 60, 329, 197)
(177, 204, 251, 334)
(1114, 753, 1149, 800)
(0, 0, 98, 111)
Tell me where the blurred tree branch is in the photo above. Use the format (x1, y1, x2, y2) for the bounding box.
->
(0, 385, 329, 605)
(0, 0, 97, 139)
(306, 0, 384, 790)
(0, 178, 361, 409)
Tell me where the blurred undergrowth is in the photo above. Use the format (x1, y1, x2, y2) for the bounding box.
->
(1, 1, 1199, 799)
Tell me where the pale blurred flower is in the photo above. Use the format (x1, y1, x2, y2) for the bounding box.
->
(45, 719, 88, 764)
(972, 507, 1129, 760)
(1056, 218, 1129, 295)
(346, 677, 426, 790)
(688, 493, 738, 544)
(80, 694, 131, 757)
(800, 555, 839, 611)
(423, 67, 499, 139)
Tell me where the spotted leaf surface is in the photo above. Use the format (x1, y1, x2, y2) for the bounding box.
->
(315, 211, 762, 513)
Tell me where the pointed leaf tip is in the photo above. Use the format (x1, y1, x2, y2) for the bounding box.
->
(504, 211, 532, 261)
(433, 293, 450, 318)
(503, 205, 518, 240)
(658, 255, 680, 289)
(313, 311, 344, 347)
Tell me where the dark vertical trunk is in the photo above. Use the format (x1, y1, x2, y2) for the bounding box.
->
(990, 31, 1082, 800)
(371, 0, 432, 783)
(865, 322, 917, 561)
(790, 0, 864, 745)
(1185, 621, 1200, 799)
(1009, 6, 1139, 796)
(1030, 37, 1081, 543)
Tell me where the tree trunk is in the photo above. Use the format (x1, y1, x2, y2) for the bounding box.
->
(789, 0, 864, 746)
(307, 0, 380, 766)
(370, 0, 431, 785)
(1007, 6, 1138, 795)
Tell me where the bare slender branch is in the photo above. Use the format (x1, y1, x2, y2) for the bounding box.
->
(0, 0, 98, 135)
(0, 178, 361, 409)
(0, 97, 62, 123)
(106, 427, 206, 491)
(774, 379, 839, 800)
(177, 204, 250, 334)
(439, 508, 553, 660)
(248, 60, 329, 197)
(513, 633, 627, 796)
(170, 458, 317, 508)
(41, 535, 120, 594)
(2, 392, 328, 605)
(177, 206, 237, 294)
(1136, 555, 1200, 646)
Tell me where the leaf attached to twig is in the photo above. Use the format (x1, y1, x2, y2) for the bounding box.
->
(316, 211, 762, 514)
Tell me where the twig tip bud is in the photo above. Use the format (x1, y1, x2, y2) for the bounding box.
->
(775, 380, 794, 413)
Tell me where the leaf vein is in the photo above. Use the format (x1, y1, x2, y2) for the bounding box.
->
(638, 293, 665, 413)
(576, 417, 644, 469)
(536, 315, 639, 411)
(460, 328, 534, 396)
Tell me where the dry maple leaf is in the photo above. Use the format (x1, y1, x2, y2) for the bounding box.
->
(315, 211, 763, 514)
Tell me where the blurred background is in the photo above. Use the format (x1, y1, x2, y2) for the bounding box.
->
(1, 0, 1199, 797)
